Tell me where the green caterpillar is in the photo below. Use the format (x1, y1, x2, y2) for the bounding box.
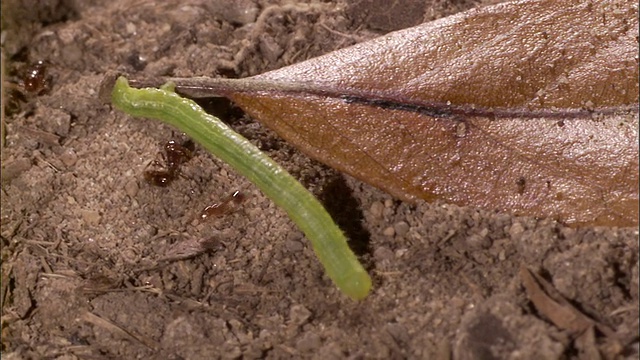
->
(110, 77, 371, 300)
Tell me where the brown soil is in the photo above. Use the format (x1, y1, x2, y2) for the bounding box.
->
(1, 1, 638, 359)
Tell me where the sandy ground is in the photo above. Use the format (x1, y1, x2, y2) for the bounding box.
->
(1, 1, 638, 359)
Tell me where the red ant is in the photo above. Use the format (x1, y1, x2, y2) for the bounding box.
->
(5, 59, 52, 115)
(22, 60, 50, 95)
(144, 138, 195, 187)
(144, 137, 246, 222)
(199, 190, 246, 221)
(158, 190, 246, 261)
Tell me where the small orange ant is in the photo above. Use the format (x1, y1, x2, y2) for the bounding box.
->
(144, 138, 195, 187)
(23, 60, 50, 95)
(5, 59, 52, 115)
(199, 190, 246, 221)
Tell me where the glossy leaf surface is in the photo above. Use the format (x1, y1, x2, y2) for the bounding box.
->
(159, 0, 640, 226)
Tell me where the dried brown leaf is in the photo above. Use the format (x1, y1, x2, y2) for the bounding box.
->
(141, 0, 639, 226)
(519, 264, 615, 337)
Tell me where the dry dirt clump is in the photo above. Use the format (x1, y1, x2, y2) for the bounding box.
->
(1, 1, 638, 359)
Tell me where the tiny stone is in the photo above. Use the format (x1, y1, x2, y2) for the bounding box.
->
(509, 222, 525, 238)
(384, 199, 394, 208)
(289, 304, 312, 326)
(373, 246, 394, 262)
(285, 239, 304, 252)
(386, 323, 409, 345)
(259, 34, 283, 64)
(286, 231, 303, 242)
(1, 158, 32, 182)
(126, 22, 137, 35)
(296, 332, 322, 353)
(395, 248, 408, 258)
(204, 0, 259, 25)
(584, 100, 594, 109)
(59, 148, 77, 167)
(456, 121, 467, 137)
(560, 227, 576, 239)
(80, 209, 101, 225)
(383, 226, 395, 237)
(223, 346, 242, 359)
(124, 179, 139, 197)
(369, 201, 384, 218)
(394, 221, 410, 236)
(50, 109, 71, 137)
(466, 234, 491, 249)
(450, 297, 465, 310)
(145, 225, 158, 237)
(121, 248, 138, 263)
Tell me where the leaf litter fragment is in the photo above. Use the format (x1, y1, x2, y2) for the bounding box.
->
(519, 265, 626, 358)
(130, 0, 638, 227)
(519, 265, 614, 337)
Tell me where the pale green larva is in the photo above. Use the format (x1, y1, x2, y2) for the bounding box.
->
(111, 77, 371, 300)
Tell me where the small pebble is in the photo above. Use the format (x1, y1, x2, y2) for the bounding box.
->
(289, 304, 312, 326)
(369, 201, 384, 219)
(80, 209, 101, 225)
(394, 221, 410, 236)
(560, 227, 576, 239)
(259, 34, 283, 64)
(509, 222, 525, 238)
(286, 231, 303, 242)
(126, 22, 137, 35)
(121, 248, 138, 263)
(204, 0, 259, 25)
(395, 248, 408, 258)
(498, 249, 506, 261)
(296, 332, 322, 353)
(124, 179, 139, 197)
(59, 148, 77, 167)
(383, 226, 395, 237)
(50, 109, 71, 137)
(467, 233, 491, 249)
(285, 239, 304, 252)
(1, 158, 32, 181)
(373, 246, 394, 261)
